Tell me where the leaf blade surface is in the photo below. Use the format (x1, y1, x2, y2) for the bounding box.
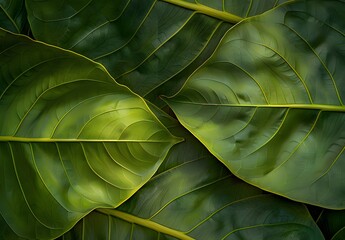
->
(57, 106, 324, 240)
(0, 28, 179, 239)
(166, 0, 345, 209)
(25, 0, 290, 106)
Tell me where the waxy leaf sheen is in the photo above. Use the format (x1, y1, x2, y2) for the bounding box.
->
(0, 28, 179, 239)
(58, 105, 324, 240)
(166, 0, 345, 209)
(26, 0, 290, 107)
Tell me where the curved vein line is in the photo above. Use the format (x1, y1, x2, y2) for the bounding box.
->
(50, 92, 115, 137)
(186, 194, 269, 233)
(8, 142, 61, 229)
(12, 79, 113, 135)
(119, 140, 155, 164)
(315, 209, 324, 223)
(31, 0, 94, 22)
(146, 128, 170, 142)
(221, 222, 312, 239)
(115, 12, 197, 79)
(186, 86, 210, 104)
(80, 142, 134, 191)
(149, 156, 208, 181)
(143, 21, 224, 97)
(93, 0, 157, 60)
(265, 110, 322, 176)
(0, 4, 19, 32)
(220, 107, 258, 142)
(210, 61, 269, 104)
(312, 143, 345, 184)
(245, 0, 253, 17)
(331, 226, 345, 240)
(118, 119, 157, 140)
(286, 10, 345, 38)
(102, 142, 144, 176)
(194, 96, 220, 122)
(75, 107, 142, 138)
(0, 41, 25, 56)
(69, 0, 132, 49)
(242, 108, 290, 159)
(29, 143, 77, 213)
(55, 143, 103, 206)
(239, 39, 313, 104)
(148, 175, 230, 220)
(0, 57, 69, 101)
(196, 77, 241, 104)
(280, 23, 343, 105)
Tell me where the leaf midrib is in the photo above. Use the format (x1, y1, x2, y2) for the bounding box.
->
(167, 100, 345, 112)
(159, 0, 243, 23)
(0, 136, 176, 143)
(97, 208, 194, 240)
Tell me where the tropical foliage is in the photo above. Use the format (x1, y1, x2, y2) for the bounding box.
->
(0, 0, 344, 239)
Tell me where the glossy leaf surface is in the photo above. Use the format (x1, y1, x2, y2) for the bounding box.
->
(0, 29, 178, 239)
(0, 0, 27, 33)
(58, 106, 324, 240)
(26, 0, 289, 106)
(166, 0, 345, 209)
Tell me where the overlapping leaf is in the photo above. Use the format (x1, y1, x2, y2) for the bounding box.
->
(312, 208, 345, 240)
(57, 106, 324, 240)
(166, 0, 345, 209)
(25, 0, 289, 106)
(0, 0, 27, 33)
(0, 29, 179, 239)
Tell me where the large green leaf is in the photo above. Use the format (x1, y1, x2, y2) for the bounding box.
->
(166, 0, 345, 209)
(25, 0, 289, 106)
(0, 0, 27, 33)
(0, 28, 179, 239)
(57, 106, 324, 240)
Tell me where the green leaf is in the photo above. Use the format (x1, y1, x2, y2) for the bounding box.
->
(25, 0, 289, 107)
(313, 209, 345, 240)
(166, 0, 345, 209)
(0, 214, 26, 240)
(59, 106, 324, 240)
(0, 28, 179, 239)
(0, 0, 27, 33)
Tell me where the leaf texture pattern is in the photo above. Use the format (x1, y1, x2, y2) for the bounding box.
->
(166, 0, 345, 209)
(26, 0, 290, 106)
(58, 106, 324, 240)
(310, 208, 345, 240)
(0, 0, 27, 33)
(0, 29, 179, 239)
